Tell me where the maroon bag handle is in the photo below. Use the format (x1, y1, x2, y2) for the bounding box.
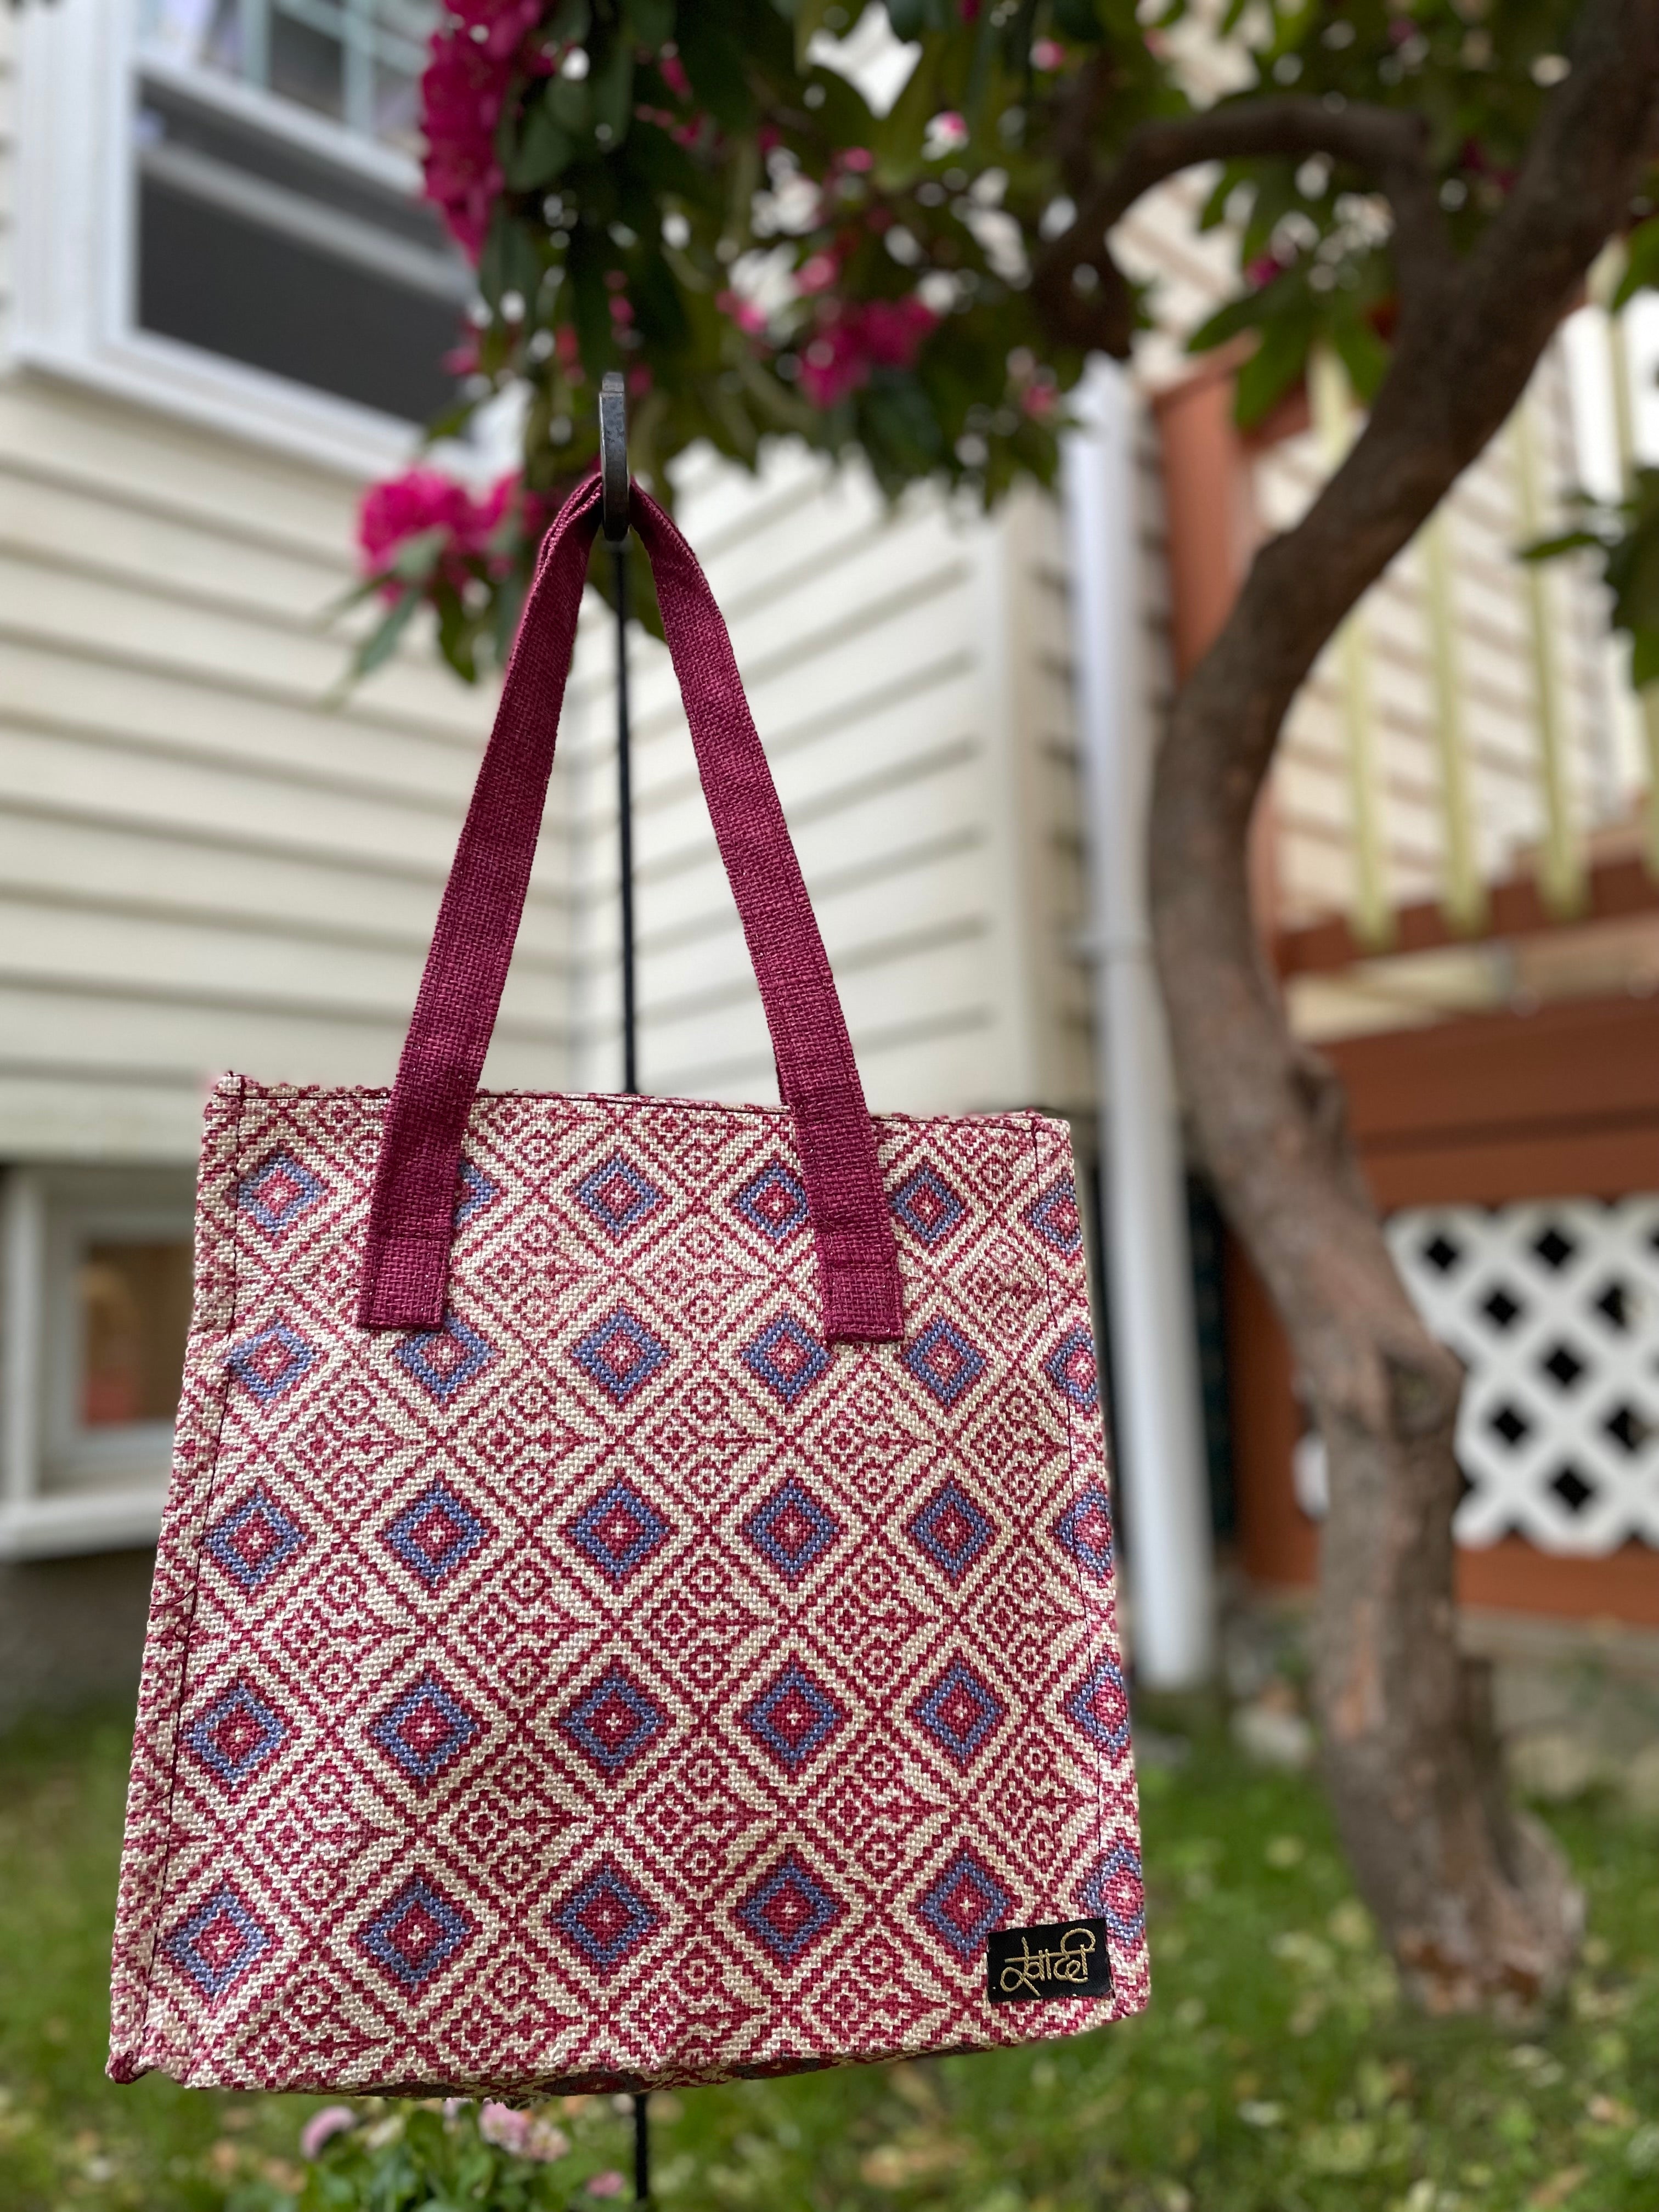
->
(358, 472, 903, 1345)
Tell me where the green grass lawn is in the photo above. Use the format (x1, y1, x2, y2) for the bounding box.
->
(1, 1702, 1654, 2212)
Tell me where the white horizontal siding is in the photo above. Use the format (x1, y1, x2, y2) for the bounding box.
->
(0, 377, 571, 1160)
(561, 445, 1064, 1119)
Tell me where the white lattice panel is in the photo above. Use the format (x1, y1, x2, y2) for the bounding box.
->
(1387, 1200, 1659, 1556)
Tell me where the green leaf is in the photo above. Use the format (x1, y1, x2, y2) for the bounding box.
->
(351, 586, 422, 681)
(678, 12, 756, 131)
(1234, 309, 1313, 427)
(1330, 313, 1389, 407)
(886, 0, 957, 35)
(1052, 0, 1103, 37)
(627, 0, 675, 42)
(508, 94, 575, 190)
(1633, 628, 1659, 688)
(1519, 529, 1604, 563)
(548, 72, 591, 133)
(590, 32, 635, 145)
(388, 525, 449, 582)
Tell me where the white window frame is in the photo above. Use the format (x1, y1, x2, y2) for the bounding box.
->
(1, 1167, 194, 1559)
(13, 0, 459, 476)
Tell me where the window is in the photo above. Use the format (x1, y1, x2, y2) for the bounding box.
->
(143, 0, 432, 150)
(15, 0, 472, 463)
(2, 1170, 196, 1558)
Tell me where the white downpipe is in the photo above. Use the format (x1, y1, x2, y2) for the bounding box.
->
(1062, 362, 1217, 1689)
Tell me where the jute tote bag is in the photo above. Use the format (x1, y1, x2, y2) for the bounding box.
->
(109, 475, 1148, 2095)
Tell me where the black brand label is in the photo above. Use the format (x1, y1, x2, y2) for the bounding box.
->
(985, 1916, 1113, 2004)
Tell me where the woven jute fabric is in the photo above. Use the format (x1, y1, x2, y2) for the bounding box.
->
(109, 475, 1146, 2094)
(110, 1084, 1144, 2092)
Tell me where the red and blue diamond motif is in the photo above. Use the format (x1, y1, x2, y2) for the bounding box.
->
(740, 1474, 843, 1589)
(226, 1324, 315, 1406)
(912, 1656, 1007, 1769)
(560, 1663, 669, 1776)
(382, 1481, 489, 1590)
(237, 1150, 324, 1238)
(740, 1659, 845, 1776)
(907, 1476, 995, 1586)
(1064, 1655, 1131, 1757)
(1078, 1842, 1145, 1942)
(567, 1477, 671, 1589)
(369, 1668, 482, 1790)
(356, 1872, 476, 1992)
(890, 1164, 967, 1248)
(735, 1849, 843, 1966)
(555, 1860, 662, 1977)
(205, 1484, 308, 1594)
(1043, 1325, 1099, 1412)
(184, 1681, 287, 1792)
(1054, 1481, 1115, 1582)
(454, 1159, 498, 1226)
(917, 1844, 1012, 1963)
(395, 1313, 495, 1404)
(1025, 1177, 1084, 1257)
(575, 1155, 667, 1239)
(741, 1315, 830, 1407)
(573, 1309, 671, 1407)
(902, 1317, 986, 1409)
(733, 1161, 810, 1242)
(165, 1882, 273, 1999)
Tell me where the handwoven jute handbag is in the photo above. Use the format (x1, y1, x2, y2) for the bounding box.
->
(109, 475, 1147, 2095)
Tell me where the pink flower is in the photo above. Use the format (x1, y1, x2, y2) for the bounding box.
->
(796, 252, 839, 295)
(358, 467, 520, 591)
(799, 318, 867, 408)
(587, 2172, 626, 2198)
(859, 296, 938, 367)
(926, 109, 968, 155)
(300, 2107, 357, 2159)
(659, 49, 691, 100)
(419, 0, 544, 260)
(1031, 38, 1065, 70)
(1245, 252, 1285, 290)
(838, 145, 873, 173)
(479, 2102, 532, 2154)
(797, 294, 937, 409)
(716, 289, 769, 336)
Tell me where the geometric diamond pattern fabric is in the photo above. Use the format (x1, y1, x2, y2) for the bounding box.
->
(111, 1080, 1145, 2097)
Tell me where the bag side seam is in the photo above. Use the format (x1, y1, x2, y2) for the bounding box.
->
(134, 1073, 249, 2070)
(1026, 1110, 1111, 1924)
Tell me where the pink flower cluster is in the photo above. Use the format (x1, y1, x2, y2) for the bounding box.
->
(359, 466, 563, 595)
(359, 466, 512, 588)
(798, 295, 938, 408)
(421, 0, 544, 259)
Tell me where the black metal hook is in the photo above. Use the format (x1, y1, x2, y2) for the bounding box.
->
(599, 368, 630, 546)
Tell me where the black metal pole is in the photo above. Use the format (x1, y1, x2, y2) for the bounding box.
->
(613, 541, 637, 1095)
(631, 2090, 651, 2202)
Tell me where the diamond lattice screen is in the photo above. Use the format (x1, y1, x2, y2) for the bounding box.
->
(1387, 1199, 1659, 1556)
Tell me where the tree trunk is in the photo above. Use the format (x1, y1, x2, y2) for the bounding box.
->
(1148, 597, 1590, 2014)
(1142, 0, 1659, 2012)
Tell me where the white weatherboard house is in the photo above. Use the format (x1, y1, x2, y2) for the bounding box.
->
(1, 0, 1646, 1716)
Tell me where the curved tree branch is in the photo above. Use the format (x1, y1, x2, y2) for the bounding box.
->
(1031, 93, 1455, 356)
